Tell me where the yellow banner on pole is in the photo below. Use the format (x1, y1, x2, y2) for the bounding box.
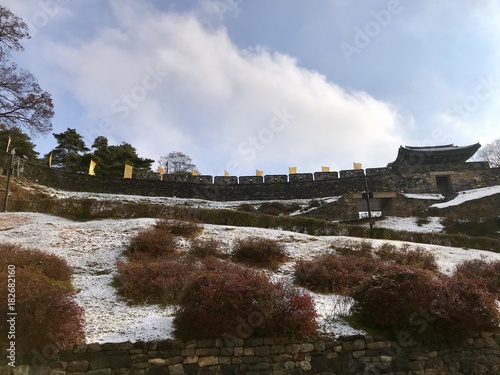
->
(289, 167, 297, 174)
(124, 164, 133, 179)
(321, 166, 330, 172)
(157, 166, 165, 174)
(256, 169, 263, 177)
(353, 162, 362, 170)
(89, 159, 96, 176)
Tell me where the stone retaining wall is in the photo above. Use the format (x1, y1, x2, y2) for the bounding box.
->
(3, 333, 500, 374)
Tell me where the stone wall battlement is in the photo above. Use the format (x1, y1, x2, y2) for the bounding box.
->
(19, 161, 500, 202)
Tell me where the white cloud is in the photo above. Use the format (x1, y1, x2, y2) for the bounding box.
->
(33, 1, 407, 174)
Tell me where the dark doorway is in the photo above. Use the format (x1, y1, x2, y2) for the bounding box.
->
(436, 175, 452, 195)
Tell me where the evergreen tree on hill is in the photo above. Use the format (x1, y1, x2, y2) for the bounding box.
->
(48, 128, 89, 172)
(0, 124, 38, 160)
(91, 136, 153, 177)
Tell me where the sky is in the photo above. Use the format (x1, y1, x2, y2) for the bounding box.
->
(3, 0, 500, 176)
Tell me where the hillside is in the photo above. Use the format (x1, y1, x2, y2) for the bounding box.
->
(1, 178, 500, 344)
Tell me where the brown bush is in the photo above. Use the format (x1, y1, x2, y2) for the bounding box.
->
(268, 282, 318, 338)
(115, 255, 194, 305)
(331, 240, 374, 258)
(236, 203, 256, 213)
(416, 217, 431, 227)
(453, 259, 500, 298)
(173, 259, 316, 340)
(430, 274, 500, 335)
(351, 265, 437, 329)
(155, 218, 202, 238)
(189, 237, 225, 258)
(128, 227, 178, 258)
(0, 268, 84, 355)
(375, 243, 438, 272)
(0, 243, 72, 282)
(294, 253, 383, 295)
(257, 202, 301, 216)
(351, 265, 500, 338)
(232, 237, 287, 270)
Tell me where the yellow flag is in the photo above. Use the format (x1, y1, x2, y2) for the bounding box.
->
(6, 136, 11, 152)
(157, 166, 165, 174)
(124, 164, 133, 179)
(48, 153, 53, 168)
(224, 170, 229, 176)
(289, 167, 297, 174)
(321, 166, 330, 172)
(256, 169, 263, 177)
(89, 160, 96, 176)
(192, 170, 199, 176)
(353, 162, 362, 170)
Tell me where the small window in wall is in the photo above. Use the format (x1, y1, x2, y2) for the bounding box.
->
(436, 175, 452, 195)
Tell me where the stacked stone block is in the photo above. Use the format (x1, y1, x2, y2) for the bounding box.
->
(4, 332, 500, 374)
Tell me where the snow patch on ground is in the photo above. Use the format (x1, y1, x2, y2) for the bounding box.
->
(403, 193, 445, 200)
(374, 216, 444, 233)
(431, 185, 500, 208)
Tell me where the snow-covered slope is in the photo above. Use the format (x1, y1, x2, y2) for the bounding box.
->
(1, 212, 499, 344)
(431, 185, 500, 208)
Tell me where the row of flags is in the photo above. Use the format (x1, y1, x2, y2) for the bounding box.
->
(213, 164, 362, 177)
(46, 154, 135, 179)
(86, 160, 133, 179)
(43, 151, 362, 179)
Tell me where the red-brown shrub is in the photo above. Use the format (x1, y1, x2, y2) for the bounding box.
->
(351, 265, 437, 329)
(453, 259, 500, 298)
(430, 274, 500, 335)
(375, 243, 438, 272)
(351, 265, 500, 338)
(267, 282, 317, 338)
(155, 218, 202, 238)
(0, 268, 84, 355)
(128, 228, 178, 258)
(232, 237, 287, 270)
(189, 237, 224, 258)
(294, 253, 383, 294)
(173, 259, 317, 340)
(115, 255, 194, 305)
(331, 240, 374, 258)
(0, 243, 72, 282)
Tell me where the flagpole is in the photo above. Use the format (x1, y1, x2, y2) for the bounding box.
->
(3, 148, 15, 212)
(363, 172, 375, 239)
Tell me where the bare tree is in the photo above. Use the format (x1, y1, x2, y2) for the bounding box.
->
(159, 151, 197, 174)
(0, 5, 54, 135)
(0, 6, 30, 58)
(478, 138, 500, 168)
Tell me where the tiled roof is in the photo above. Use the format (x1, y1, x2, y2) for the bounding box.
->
(388, 143, 481, 167)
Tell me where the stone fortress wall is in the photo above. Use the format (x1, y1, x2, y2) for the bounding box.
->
(21, 160, 500, 202)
